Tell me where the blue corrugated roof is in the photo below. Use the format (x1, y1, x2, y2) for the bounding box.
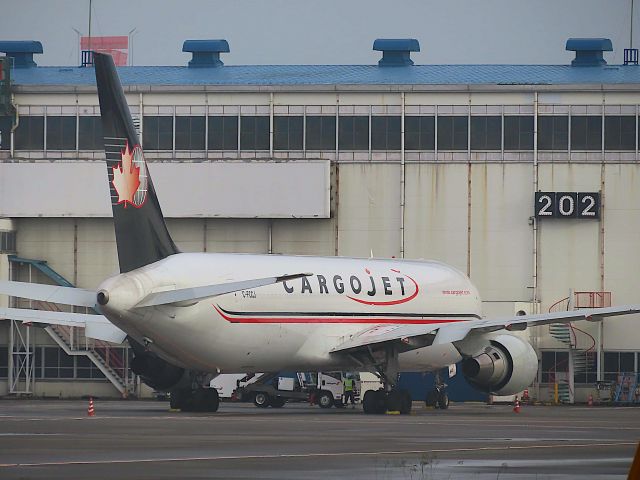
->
(10, 64, 640, 87)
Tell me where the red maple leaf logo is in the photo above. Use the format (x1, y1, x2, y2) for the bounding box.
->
(112, 142, 142, 208)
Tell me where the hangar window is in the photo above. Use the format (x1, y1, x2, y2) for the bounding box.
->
(0, 231, 16, 252)
(240, 116, 269, 150)
(371, 116, 401, 150)
(604, 351, 636, 382)
(76, 355, 106, 379)
(175, 116, 205, 150)
(208, 116, 238, 150)
(0, 346, 7, 378)
(470, 116, 501, 150)
(338, 116, 369, 150)
(540, 350, 568, 383)
(571, 116, 602, 151)
(78, 117, 103, 150)
(14, 116, 44, 150)
(43, 347, 73, 378)
(305, 116, 336, 150)
(537, 116, 568, 150)
(405, 116, 435, 150)
(274, 116, 303, 150)
(143, 116, 173, 150)
(0, 115, 11, 150)
(437, 116, 468, 150)
(46, 116, 77, 150)
(604, 116, 636, 150)
(504, 116, 534, 150)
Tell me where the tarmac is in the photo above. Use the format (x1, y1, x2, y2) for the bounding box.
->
(0, 399, 637, 479)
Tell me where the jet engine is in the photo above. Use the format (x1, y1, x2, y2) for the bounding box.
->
(129, 340, 186, 390)
(461, 334, 538, 396)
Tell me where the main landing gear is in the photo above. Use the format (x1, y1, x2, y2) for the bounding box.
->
(170, 386, 220, 412)
(360, 346, 413, 415)
(170, 373, 220, 412)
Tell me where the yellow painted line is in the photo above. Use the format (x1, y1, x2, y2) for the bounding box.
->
(0, 442, 634, 468)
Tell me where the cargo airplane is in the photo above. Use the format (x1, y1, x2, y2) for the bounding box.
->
(1, 53, 638, 414)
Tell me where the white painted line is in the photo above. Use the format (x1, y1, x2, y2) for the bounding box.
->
(0, 442, 635, 468)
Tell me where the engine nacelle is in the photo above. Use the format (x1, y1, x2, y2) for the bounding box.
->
(131, 352, 186, 390)
(461, 334, 537, 396)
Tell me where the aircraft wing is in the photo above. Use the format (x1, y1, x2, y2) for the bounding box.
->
(330, 305, 640, 354)
(0, 307, 126, 343)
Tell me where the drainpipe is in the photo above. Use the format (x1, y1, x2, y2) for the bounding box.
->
(533, 91, 540, 400)
(532, 92, 539, 308)
(400, 91, 406, 259)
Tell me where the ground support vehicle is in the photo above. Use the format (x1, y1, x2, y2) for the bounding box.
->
(234, 371, 361, 408)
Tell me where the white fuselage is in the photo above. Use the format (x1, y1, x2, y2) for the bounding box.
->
(98, 253, 482, 374)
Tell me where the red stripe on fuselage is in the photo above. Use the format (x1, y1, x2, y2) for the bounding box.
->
(212, 305, 467, 325)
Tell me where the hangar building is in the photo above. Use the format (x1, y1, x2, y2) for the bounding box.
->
(0, 38, 639, 403)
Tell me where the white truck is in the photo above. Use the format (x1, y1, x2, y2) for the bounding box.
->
(234, 371, 363, 409)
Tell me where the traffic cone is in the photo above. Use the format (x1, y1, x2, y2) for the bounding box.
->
(87, 397, 95, 417)
(513, 396, 521, 414)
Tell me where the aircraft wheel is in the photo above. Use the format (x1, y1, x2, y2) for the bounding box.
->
(169, 388, 189, 410)
(363, 390, 387, 414)
(317, 391, 334, 409)
(253, 392, 271, 408)
(205, 388, 220, 412)
(436, 392, 449, 410)
(269, 396, 286, 408)
(362, 391, 375, 414)
(425, 390, 437, 407)
(396, 389, 413, 414)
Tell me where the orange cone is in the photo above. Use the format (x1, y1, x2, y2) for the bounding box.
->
(87, 397, 95, 417)
(513, 397, 521, 414)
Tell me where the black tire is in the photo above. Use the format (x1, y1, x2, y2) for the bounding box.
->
(425, 390, 437, 407)
(205, 388, 220, 412)
(398, 390, 412, 415)
(317, 390, 334, 409)
(436, 392, 449, 410)
(269, 396, 286, 408)
(386, 390, 402, 412)
(253, 392, 271, 408)
(192, 388, 209, 412)
(362, 390, 375, 414)
(169, 388, 189, 410)
(363, 390, 387, 414)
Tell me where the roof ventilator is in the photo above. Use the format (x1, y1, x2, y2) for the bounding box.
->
(0, 40, 43, 68)
(373, 38, 420, 67)
(565, 38, 612, 66)
(182, 40, 229, 68)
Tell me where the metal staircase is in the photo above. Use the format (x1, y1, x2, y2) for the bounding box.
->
(8, 255, 133, 396)
(548, 291, 608, 404)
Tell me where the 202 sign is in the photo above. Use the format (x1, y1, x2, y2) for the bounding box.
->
(534, 192, 600, 219)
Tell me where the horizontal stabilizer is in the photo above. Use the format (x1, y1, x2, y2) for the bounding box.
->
(0, 307, 126, 343)
(0, 281, 96, 307)
(136, 273, 312, 308)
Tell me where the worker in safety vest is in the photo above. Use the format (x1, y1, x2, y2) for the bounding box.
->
(344, 375, 356, 408)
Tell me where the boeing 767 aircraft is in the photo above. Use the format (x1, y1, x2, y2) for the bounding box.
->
(1, 53, 638, 414)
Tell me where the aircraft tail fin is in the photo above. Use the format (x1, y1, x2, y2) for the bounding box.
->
(94, 53, 179, 273)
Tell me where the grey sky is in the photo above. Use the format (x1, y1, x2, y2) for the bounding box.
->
(1, 0, 636, 66)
